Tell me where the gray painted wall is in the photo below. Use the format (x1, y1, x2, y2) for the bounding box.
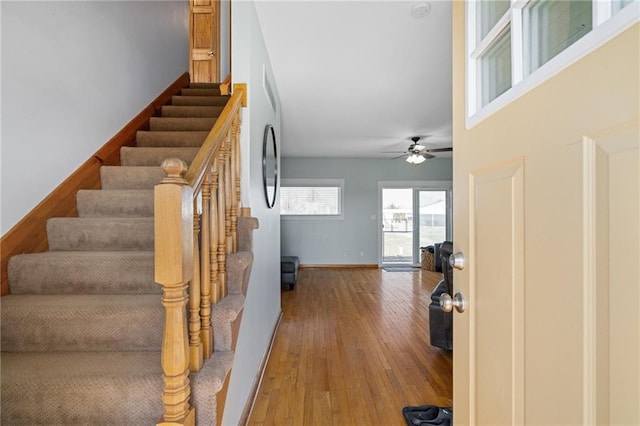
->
(1, 0, 189, 235)
(281, 157, 453, 264)
(220, 0, 231, 79)
(222, 1, 282, 423)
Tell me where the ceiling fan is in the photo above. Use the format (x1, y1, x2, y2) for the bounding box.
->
(387, 136, 453, 164)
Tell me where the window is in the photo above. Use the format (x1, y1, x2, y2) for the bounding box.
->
(467, 0, 640, 125)
(524, 0, 593, 75)
(280, 179, 344, 218)
(479, 25, 512, 107)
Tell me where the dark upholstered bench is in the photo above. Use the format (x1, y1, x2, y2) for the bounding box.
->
(281, 256, 300, 290)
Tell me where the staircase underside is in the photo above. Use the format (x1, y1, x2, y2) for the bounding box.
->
(1, 82, 257, 425)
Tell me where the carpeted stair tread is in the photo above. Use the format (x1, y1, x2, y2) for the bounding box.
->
(120, 146, 199, 166)
(1, 294, 162, 352)
(8, 251, 157, 295)
(136, 130, 210, 147)
(180, 88, 221, 96)
(191, 350, 235, 426)
(188, 82, 221, 89)
(172, 95, 229, 106)
(47, 217, 154, 251)
(227, 251, 254, 295)
(212, 294, 245, 352)
(100, 166, 164, 189)
(77, 189, 154, 217)
(149, 117, 216, 131)
(161, 105, 224, 118)
(1, 350, 234, 425)
(238, 216, 260, 252)
(1, 351, 163, 425)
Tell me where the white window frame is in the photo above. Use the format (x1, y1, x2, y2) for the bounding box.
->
(467, 0, 640, 128)
(280, 178, 345, 220)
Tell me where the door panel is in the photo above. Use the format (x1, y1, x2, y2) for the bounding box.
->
(190, 0, 219, 83)
(524, 143, 586, 425)
(470, 160, 524, 425)
(596, 126, 640, 425)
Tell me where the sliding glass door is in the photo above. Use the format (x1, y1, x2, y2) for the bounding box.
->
(381, 184, 452, 266)
(418, 190, 448, 253)
(382, 188, 414, 264)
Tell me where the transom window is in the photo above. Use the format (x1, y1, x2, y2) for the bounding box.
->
(280, 179, 344, 218)
(467, 0, 639, 125)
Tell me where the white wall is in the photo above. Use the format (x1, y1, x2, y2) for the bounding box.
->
(0, 0, 189, 235)
(220, 0, 231, 79)
(281, 157, 453, 264)
(222, 1, 282, 424)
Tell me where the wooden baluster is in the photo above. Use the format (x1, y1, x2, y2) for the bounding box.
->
(188, 205, 203, 372)
(209, 169, 220, 305)
(230, 117, 241, 252)
(217, 150, 228, 298)
(228, 132, 238, 253)
(199, 174, 213, 358)
(224, 140, 233, 255)
(155, 158, 195, 426)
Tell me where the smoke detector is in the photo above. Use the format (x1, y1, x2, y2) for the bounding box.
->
(411, 3, 431, 19)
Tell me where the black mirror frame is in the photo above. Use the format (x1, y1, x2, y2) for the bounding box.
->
(262, 124, 278, 209)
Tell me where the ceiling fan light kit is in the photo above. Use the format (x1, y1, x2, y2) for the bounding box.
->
(406, 153, 426, 165)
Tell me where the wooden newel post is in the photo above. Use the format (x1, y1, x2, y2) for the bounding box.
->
(155, 158, 196, 426)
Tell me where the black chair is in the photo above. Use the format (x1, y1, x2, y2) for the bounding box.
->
(429, 241, 453, 350)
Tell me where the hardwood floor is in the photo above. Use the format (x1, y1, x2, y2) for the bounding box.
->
(248, 267, 453, 425)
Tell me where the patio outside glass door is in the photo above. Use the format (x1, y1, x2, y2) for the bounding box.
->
(417, 190, 448, 262)
(381, 187, 450, 266)
(382, 188, 414, 264)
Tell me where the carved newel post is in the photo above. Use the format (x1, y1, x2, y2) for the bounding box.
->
(155, 158, 195, 426)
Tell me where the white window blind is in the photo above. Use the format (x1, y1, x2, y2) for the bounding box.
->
(280, 179, 344, 217)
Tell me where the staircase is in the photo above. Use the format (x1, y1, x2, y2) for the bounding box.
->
(1, 83, 257, 425)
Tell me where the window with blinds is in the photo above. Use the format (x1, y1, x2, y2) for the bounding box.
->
(280, 179, 344, 217)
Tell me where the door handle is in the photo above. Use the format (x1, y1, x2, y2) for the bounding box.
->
(439, 292, 467, 313)
(449, 252, 465, 270)
(208, 51, 215, 57)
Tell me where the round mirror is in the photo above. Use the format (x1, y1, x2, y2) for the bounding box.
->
(262, 124, 278, 208)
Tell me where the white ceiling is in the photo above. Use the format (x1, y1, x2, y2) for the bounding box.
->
(254, 0, 452, 159)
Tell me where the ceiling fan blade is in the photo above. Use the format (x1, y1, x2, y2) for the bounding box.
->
(391, 154, 408, 159)
(423, 147, 453, 153)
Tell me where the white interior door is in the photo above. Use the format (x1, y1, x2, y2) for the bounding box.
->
(453, 3, 639, 424)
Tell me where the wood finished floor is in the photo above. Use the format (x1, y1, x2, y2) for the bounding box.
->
(248, 267, 453, 425)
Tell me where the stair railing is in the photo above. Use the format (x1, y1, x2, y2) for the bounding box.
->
(154, 84, 246, 425)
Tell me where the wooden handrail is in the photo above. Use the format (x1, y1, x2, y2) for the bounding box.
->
(184, 88, 244, 193)
(154, 83, 246, 425)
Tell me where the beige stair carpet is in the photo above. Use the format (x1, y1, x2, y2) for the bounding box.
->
(1, 82, 258, 425)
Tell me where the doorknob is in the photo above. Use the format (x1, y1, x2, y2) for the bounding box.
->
(439, 292, 467, 313)
(208, 51, 215, 57)
(449, 252, 465, 270)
